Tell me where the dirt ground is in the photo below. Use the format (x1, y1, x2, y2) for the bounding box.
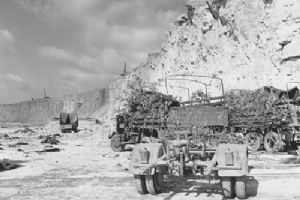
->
(0, 122, 300, 200)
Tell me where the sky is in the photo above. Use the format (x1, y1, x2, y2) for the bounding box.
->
(0, 0, 185, 104)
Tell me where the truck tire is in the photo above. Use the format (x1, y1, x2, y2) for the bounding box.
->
(110, 134, 124, 152)
(245, 132, 261, 152)
(235, 176, 246, 199)
(133, 175, 148, 194)
(221, 177, 234, 199)
(145, 173, 164, 195)
(72, 127, 78, 133)
(264, 132, 283, 152)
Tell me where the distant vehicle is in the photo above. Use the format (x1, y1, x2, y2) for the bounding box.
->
(59, 112, 78, 133)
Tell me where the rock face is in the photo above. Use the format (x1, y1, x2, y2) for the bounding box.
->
(129, 0, 300, 92)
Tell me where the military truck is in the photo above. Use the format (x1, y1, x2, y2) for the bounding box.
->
(109, 73, 300, 154)
(108, 90, 180, 152)
(59, 112, 78, 133)
(229, 82, 300, 152)
(129, 75, 249, 199)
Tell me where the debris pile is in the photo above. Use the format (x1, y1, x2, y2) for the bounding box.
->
(15, 142, 29, 146)
(41, 135, 60, 145)
(14, 127, 35, 134)
(0, 159, 21, 171)
(36, 148, 60, 153)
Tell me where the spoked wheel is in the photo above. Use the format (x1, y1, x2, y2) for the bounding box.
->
(245, 132, 261, 152)
(264, 132, 283, 152)
(221, 177, 234, 199)
(133, 175, 148, 194)
(110, 134, 124, 152)
(145, 172, 164, 194)
(219, 134, 231, 144)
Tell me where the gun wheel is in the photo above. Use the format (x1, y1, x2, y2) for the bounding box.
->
(235, 176, 246, 199)
(133, 175, 148, 194)
(221, 177, 234, 199)
(245, 132, 261, 152)
(110, 134, 124, 152)
(145, 173, 164, 195)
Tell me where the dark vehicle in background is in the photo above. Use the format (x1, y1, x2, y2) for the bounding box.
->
(59, 112, 78, 133)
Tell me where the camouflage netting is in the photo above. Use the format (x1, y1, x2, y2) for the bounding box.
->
(123, 90, 179, 128)
(225, 86, 299, 130)
(117, 77, 180, 127)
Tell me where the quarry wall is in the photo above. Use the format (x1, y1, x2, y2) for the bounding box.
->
(0, 98, 63, 124)
(0, 88, 109, 124)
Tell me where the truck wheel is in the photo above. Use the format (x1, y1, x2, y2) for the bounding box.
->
(221, 177, 234, 199)
(133, 175, 148, 194)
(245, 132, 261, 152)
(110, 134, 124, 152)
(145, 173, 164, 195)
(264, 132, 283, 152)
(73, 127, 78, 133)
(235, 176, 246, 199)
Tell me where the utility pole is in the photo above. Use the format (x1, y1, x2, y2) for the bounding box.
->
(44, 88, 46, 98)
(43, 88, 49, 99)
(121, 62, 127, 77)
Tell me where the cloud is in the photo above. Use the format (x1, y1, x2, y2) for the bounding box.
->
(38, 46, 75, 62)
(1, 0, 185, 103)
(5, 73, 24, 83)
(37, 45, 121, 75)
(0, 28, 15, 44)
(0, 28, 16, 56)
(0, 73, 24, 83)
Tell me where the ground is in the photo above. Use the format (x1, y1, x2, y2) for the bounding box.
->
(0, 121, 300, 200)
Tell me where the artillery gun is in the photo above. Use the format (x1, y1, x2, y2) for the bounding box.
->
(129, 75, 249, 199)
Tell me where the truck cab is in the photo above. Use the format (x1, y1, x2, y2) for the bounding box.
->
(59, 112, 78, 133)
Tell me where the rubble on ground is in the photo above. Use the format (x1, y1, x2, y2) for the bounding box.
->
(41, 135, 60, 145)
(14, 127, 35, 134)
(36, 147, 60, 153)
(0, 159, 21, 171)
(15, 142, 29, 145)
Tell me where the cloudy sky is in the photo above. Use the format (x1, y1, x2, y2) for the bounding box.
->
(0, 0, 185, 104)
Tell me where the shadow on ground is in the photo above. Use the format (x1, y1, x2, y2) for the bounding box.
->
(162, 175, 258, 200)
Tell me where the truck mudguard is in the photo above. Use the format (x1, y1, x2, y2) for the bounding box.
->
(129, 143, 166, 175)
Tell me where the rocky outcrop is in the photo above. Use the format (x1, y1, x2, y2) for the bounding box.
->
(127, 0, 300, 92)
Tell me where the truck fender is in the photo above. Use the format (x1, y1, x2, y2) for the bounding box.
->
(129, 143, 166, 175)
(108, 131, 117, 139)
(214, 144, 249, 177)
